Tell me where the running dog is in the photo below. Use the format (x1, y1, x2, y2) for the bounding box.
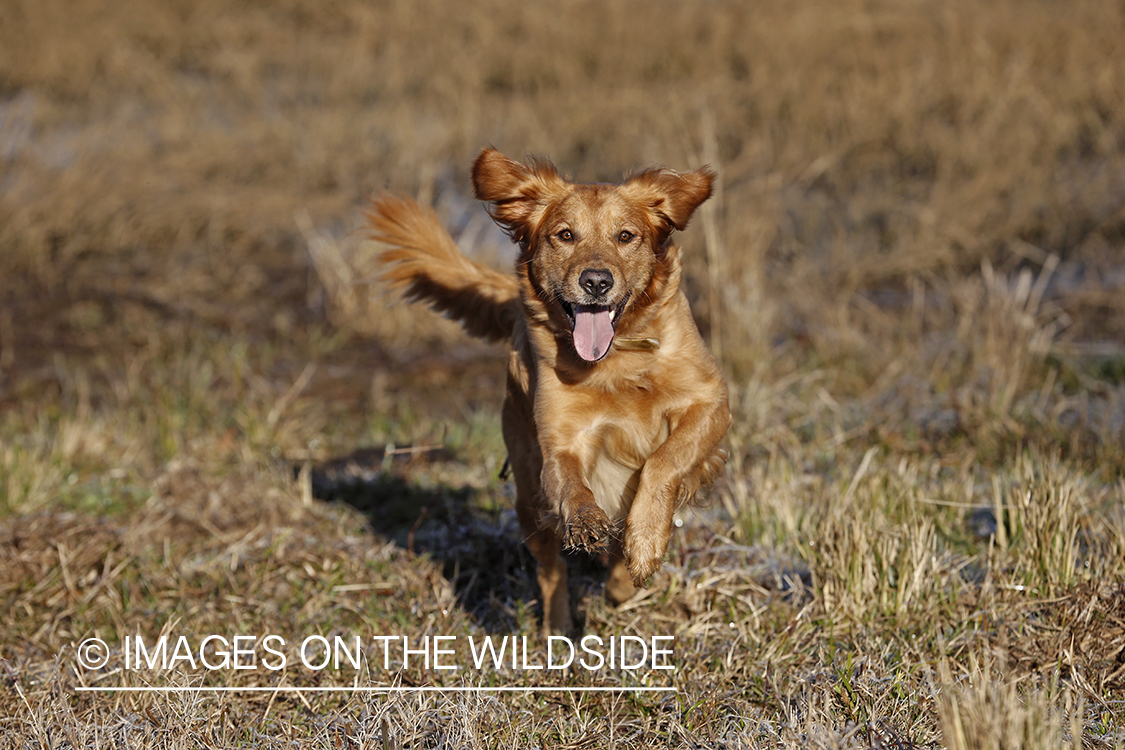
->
(368, 148, 730, 631)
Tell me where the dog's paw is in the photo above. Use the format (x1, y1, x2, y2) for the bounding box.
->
(625, 548, 662, 588)
(562, 505, 612, 553)
(624, 526, 671, 588)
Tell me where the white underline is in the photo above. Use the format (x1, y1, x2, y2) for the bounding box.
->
(76, 686, 677, 693)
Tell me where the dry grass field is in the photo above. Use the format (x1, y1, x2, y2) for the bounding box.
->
(2, 0, 1125, 746)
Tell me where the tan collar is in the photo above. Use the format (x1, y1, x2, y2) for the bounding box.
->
(615, 337, 660, 351)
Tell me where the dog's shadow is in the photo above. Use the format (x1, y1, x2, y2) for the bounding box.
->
(298, 446, 603, 633)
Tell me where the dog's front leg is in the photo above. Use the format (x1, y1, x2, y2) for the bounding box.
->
(542, 452, 612, 553)
(625, 400, 731, 586)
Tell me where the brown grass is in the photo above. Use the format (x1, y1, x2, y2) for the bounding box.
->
(2, 0, 1125, 746)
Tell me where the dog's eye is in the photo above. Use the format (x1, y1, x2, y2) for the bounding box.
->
(617, 230, 635, 244)
(557, 229, 574, 242)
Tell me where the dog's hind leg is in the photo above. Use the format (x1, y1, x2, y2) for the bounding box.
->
(676, 445, 730, 508)
(604, 540, 638, 605)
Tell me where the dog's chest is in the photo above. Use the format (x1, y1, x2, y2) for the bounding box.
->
(575, 410, 671, 522)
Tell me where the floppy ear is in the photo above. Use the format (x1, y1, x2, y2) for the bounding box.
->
(471, 148, 568, 245)
(622, 166, 715, 236)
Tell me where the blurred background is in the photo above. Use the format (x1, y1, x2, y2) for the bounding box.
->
(3, 0, 1123, 437)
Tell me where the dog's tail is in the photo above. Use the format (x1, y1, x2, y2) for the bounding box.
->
(368, 195, 521, 343)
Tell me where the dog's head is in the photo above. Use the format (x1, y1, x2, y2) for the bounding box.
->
(472, 148, 713, 363)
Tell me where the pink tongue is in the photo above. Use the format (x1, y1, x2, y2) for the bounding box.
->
(572, 307, 615, 362)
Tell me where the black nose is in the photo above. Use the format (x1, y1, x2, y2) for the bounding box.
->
(579, 268, 614, 298)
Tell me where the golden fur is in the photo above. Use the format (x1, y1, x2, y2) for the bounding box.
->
(369, 148, 731, 631)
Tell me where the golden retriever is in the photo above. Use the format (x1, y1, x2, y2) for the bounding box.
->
(368, 148, 730, 631)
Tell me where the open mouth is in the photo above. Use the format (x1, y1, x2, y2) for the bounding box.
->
(559, 293, 631, 362)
